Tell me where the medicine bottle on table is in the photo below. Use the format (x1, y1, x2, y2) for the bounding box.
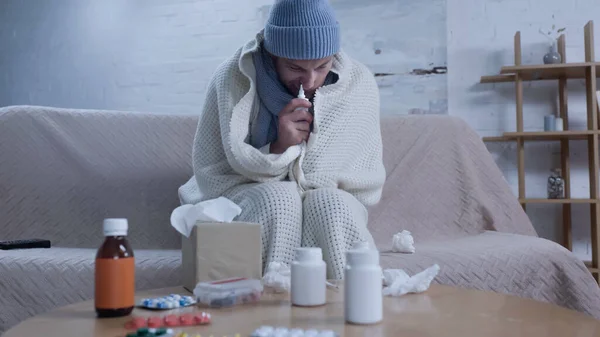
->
(344, 248, 383, 324)
(95, 218, 135, 318)
(291, 247, 326, 306)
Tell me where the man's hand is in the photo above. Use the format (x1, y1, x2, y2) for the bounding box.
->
(270, 98, 313, 154)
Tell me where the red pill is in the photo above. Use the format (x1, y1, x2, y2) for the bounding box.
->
(193, 313, 207, 324)
(164, 314, 178, 327)
(147, 316, 162, 328)
(179, 313, 194, 326)
(199, 312, 211, 324)
(135, 317, 147, 325)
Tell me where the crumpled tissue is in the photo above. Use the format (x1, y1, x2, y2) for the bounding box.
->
(170, 197, 242, 237)
(262, 262, 291, 293)
(382, 264, 440, 297)
(392, 230, 415, 253)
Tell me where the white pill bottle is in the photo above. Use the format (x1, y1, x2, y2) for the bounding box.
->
(291, 247, 327, 306)
(344, 248, 383, 324)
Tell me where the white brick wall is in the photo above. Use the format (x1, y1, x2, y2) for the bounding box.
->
(447, 0, 600, 260)
(0, 0, 447, 116)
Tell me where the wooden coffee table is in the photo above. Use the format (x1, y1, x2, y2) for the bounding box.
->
(3, 283, 600, 337)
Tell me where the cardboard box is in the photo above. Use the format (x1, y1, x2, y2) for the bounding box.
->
(181, 221, 262, 292)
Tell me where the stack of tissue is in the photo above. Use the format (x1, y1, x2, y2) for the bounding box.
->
(170, 197, 242, 237)
(382, 264, 440, 297)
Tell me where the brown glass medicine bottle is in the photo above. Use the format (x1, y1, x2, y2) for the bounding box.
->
(95, 218, 135, 318)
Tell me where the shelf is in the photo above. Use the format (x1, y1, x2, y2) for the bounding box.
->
(480, 62, 600, 83)
(501, 62, 600, 81)
(483, 131, 598, 142)
(503, 130, 597, 140)
(519, 198, 599, 204)
(480, 74, 516, 83)
(482, 136, 512, 142)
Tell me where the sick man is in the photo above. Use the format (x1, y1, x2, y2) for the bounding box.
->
(179, 0, 386, 279)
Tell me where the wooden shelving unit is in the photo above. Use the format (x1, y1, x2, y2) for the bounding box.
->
(480, 20, 599, 282)
(520, 198, 599, 204)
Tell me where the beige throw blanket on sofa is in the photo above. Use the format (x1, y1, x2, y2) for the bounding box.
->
(179, 32, 386, 278)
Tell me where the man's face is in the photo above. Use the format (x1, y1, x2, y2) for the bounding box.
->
(273, 56, 334, 100)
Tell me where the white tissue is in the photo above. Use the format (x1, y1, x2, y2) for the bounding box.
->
(350, 240, 371, 250)
(392, 230, 415, 253)
(170, 197, 242, 237)
(262, 262, 291, 293)
(382, 264, 440, 297)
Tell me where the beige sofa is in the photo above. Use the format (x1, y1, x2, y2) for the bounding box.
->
(1, 105, 599, 334)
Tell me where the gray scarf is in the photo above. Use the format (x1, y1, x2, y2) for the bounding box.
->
(250, 45, 336, 149)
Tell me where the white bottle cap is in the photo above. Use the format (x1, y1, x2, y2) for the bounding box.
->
(298, 84, 307, 100)
(294, 247, 322, 262)
(103, 218, 128, 236)
(346, 248, 379, 266)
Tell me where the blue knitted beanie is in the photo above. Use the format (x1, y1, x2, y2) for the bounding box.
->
(264, 0, 340, 60)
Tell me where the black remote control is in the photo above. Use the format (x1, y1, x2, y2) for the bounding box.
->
(0, 239, 51, 250)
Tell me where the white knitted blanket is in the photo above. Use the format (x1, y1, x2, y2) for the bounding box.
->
(179, 31, 386, 207)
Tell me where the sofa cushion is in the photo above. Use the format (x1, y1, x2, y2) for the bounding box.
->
(0, 247, 181, 333)
(378, 231, 600, 318)
(0, 106, 197, 249)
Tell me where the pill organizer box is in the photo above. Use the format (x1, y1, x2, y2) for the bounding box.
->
(193, 277, 263, 308)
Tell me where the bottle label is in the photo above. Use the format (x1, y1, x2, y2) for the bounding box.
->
(95, 257, 135, 309)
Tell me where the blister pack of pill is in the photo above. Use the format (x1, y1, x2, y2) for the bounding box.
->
(124, 312, 211, 330)
(250, 326, 338, 337)
(125, 327, 175, 337)
(138, 294, 196, 310)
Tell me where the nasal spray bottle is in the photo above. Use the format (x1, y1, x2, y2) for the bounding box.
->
(296, 83, 313, 132)
(297, 83, 310, 110)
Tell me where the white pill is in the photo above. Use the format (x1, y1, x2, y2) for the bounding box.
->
(289, 328, 305, 337)
(251, 330, 272, 337)
(318, 330, 336, 337)
(304, 329, 319, 337)
(256, 326, 274, 333)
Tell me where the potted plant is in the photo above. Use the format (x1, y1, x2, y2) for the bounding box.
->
(539, 24, 566, 64)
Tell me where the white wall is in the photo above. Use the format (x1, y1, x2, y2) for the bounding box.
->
(0, 0, 447, 116)
(447, 0, 600, 260)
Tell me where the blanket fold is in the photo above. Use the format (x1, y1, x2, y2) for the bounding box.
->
(179, 31, 386, 207)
